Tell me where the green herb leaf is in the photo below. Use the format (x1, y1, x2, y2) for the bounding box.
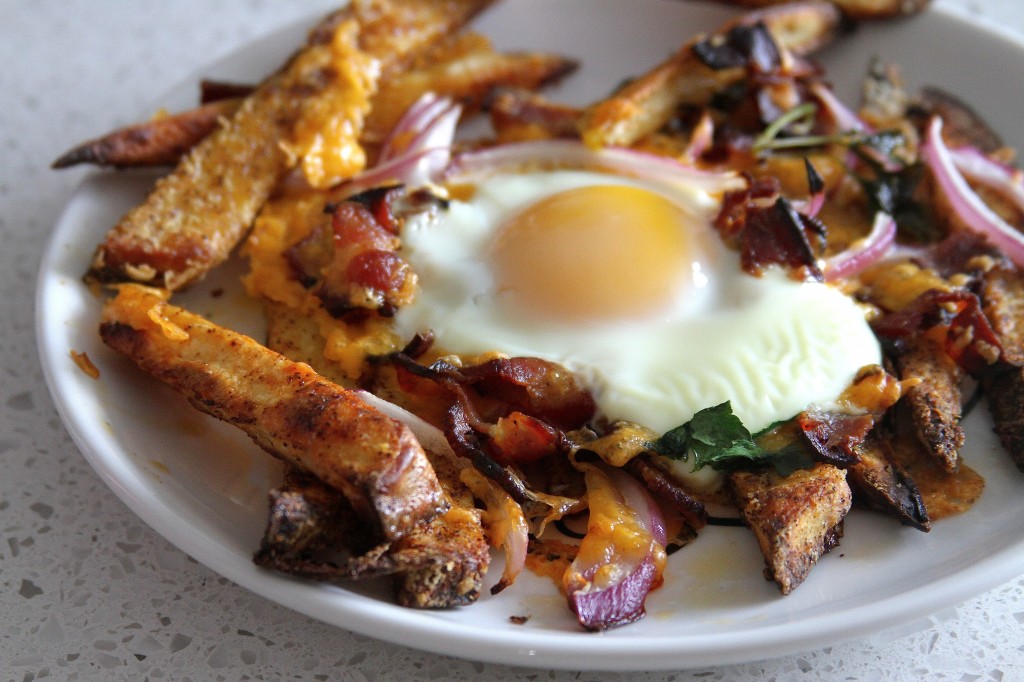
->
(651, 402, 817, 474)
(652, 402, 765, 469)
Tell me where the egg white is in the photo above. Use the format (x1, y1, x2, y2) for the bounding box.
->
(394, 169, 881, 439)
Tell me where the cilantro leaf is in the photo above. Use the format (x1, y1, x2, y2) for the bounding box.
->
(652, 402, 765, 469)
(650, 402, 815, 474)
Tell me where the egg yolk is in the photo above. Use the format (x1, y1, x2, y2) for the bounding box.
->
(490, 184, 704, 321)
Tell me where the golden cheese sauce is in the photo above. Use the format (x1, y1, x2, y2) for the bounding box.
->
(284, 19, 380, 188)
(242, 190, 402, 381)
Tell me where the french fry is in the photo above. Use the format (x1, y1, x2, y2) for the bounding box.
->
(99, 284, 449, 542)
(847, 432, 930, 530)
(363, 33, 578, 146)
(85, 0, 494, 291)
(577, 1, 841, 149)
(980, 266, 1024, 470)
(51, 99, 240, 169)
(57, 35, 575, 171)
(487, 88, 583, 143)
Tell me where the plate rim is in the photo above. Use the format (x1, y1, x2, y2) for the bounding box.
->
(35, 1, 1024, 670)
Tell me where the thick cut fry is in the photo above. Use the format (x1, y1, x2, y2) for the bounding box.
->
(363, 33, 577, 146)
(254, 465, 489, 608)
(393, 507, 490, 607)
(730, 463, 851, 595)
(487, 88, 583, 143)
(85, 0, 493, 290)
(578, 1, 841, 148)
(99, 284, 448, 542)
(51, 99, 240, 169)
(60, 37, 575, 171)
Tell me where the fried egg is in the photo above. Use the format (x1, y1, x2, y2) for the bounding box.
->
(393, 168, 881, 444)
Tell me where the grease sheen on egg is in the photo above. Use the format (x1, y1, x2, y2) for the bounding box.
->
(394, 169, 881, 441)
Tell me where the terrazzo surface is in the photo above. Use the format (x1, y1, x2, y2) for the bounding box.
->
(4, 0, 1024, 679)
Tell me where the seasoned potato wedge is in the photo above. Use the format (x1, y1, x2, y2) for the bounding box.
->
(99, 284, 449, 542)
(730, 464, 851, 594)
(85, 0, 493, 291)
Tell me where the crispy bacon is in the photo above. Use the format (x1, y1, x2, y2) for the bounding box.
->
(458, 356, 597, 430)
(797, 408, 875, 467)
(740, 197, 825, 279)
(872, 288, 1004, 378)
(487, 411, 561, 466)
(285, 187, 415, 319)
(714, 178, 828, 280)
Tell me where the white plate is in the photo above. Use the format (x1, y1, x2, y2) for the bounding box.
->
(36, 0, 1024, 670)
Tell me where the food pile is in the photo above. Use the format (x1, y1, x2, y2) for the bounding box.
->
(55, 0, 1024, 631)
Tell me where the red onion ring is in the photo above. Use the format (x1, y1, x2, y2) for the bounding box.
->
(336, 94, 461, 197)
(921, 116, 1024, 266)
(808, 82, 868, 135)
(564, 464, 667, 630)
(823, 211, 896, 281)
(949, 146, 1024, 213)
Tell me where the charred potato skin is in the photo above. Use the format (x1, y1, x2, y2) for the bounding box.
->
(848, 433, 930, 531)
(730, 464, 852, 595)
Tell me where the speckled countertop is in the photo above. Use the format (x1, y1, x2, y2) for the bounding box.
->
(4, 1, 1024, 680)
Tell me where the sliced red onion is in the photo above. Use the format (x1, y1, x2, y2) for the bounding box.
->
(949, 146, 1024, 213)
(446, 139, 747, 195)
(335, 94, 461, 197)
(459, 468, 529, 595)
(823, 210, 896, 281)
(335, 147, 453, 198)
(564, 464, 667, 631)
(921, 117, 1024, 266)
(682, 111, 715, 163)
(808, 82, 869, 135)
(353, 389, 456, 457)
(378, 93, 457, 161)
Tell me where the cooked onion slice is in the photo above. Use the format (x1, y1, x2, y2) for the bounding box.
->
(354, 389, 455, 457)
(563, 463, 667, 631)
(460, 468, 529, 595)
(339, 94, 462, 197)
(446, 139, 747, 195)
(949, 146, 1024, 214)
(378, 93, 459, 162)
(921, 116, 1024, 266)
(808, 82, 868, 134)
(822, 211, 896, 281)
